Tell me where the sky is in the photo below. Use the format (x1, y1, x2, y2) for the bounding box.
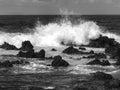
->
(0, 0, 120, 15)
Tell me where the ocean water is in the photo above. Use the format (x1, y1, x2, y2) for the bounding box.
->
(0, 15, 120, 90)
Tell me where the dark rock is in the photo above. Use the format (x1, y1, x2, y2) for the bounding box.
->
(28, 86, 44, 90)
(17, 49, 45, 59)
(115, 59, 120, 65)
(0, 42, 18, 50)
(17, 49, 35, 58)
(92, 71, 113, 80)
(34, 49, 45, 58)
(20, 41, 33, 51)
(52, 55, 69, 67)
(84, 53, 106, 59)
(105, 43, 120, 59)
(79, 47, 86, 50)
(87, 58, 110, 66)
(105, 79, 120, 88)
(87, 35, 116, 48)
(63, 46, 80, 54)
(73, 87, 88, 90)
(11, 60, 29, 65)
(0, 60, 13, 68)
(89, 50, 94, 54)
(51, 48, 57, 51)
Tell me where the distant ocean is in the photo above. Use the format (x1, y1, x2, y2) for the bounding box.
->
(0, 15, 120, 33)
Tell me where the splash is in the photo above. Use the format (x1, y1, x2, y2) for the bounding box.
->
(0, 18, 119, 48)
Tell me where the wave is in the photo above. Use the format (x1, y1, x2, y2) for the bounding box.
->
(0, 17, 119, 48)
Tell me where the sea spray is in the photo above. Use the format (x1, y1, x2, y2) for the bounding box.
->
(0, 18, 119, 48)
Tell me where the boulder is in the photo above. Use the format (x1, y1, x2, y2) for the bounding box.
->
(51, 48, 57, 51)
(105, 43, 120, 59)
(51, 55, 69, 67)
(87, 35, 116, 48)
(17, 49, 45, 59)
(87, 58, 110, 66)
(0, 60, 13, 68)
(20, 41, 33, 51)
(34, 49, 45, 58)
(0, 42, 18, 50)
(89, 50, 94, 54)
(92, 71, 113, 80)
(17, 49, 35, 58)
(63, 46, 80, 54)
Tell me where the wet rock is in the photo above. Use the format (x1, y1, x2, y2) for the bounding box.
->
(105, 43, 120, 59)
(105, 79, 120, 88)
(17, 49, 35, 58)
(17, 49, 45, 59)
(0, 42, 18, 50)
(11, 60, 29, 65)
(63, 46, 80, 54)
(87, 58, 110, 66)
(84, 53, 106, 59)
(73, 87, 88, 90)
(28, 86, 44, 90)
(0, 60, 13, 68)
(89, 50, 94, 54)
(79, 47, 86, 50)
(92, 71, 113, 80)
(34, 49, 45, 58)
(87, 35, 116, 48)
(51, 48, 57, 51)
(52, 55, 69, 67)
(20, 41, 33, 51)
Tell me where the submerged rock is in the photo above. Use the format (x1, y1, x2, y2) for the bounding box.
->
(51, 55, 69, 67)
(63, 46, 81, 54)
(0, 60, 13, 68)
(79, 47, 86, 50)
(51, 48, 57, 51)
(83, 53, 106, 59)
(0, 42, 18, 50)
(92, 71, 113, 80)
(20, 41, 33, 51)
(34, 49, 45, 58)
(17, 49, 45, 59)
(87, 58, 110, 66)
(17, 49, 35, 58)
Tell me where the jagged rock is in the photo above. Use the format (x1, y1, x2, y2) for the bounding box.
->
(17, 49, 45, 59)
(105, 43, 120, 59)
(89, 50, 94, 54)
(63, 46, 80, 54)
(0, 60, 13, 68)
(51, 48, 57, 51)
(87, 35, 116, 48)
(83, 53, 106, 59)
(87, 58, 110, 66)
(17, 49, 35, 58)
(51, 55, 69, 67)
(92, 71, 113, 80)
(20, 41, 33, 51)
(0, 42, 18, 50)
(34, 49, 45, 58)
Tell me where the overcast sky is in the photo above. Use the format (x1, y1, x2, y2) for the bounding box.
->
(0, 0, 120, 15)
